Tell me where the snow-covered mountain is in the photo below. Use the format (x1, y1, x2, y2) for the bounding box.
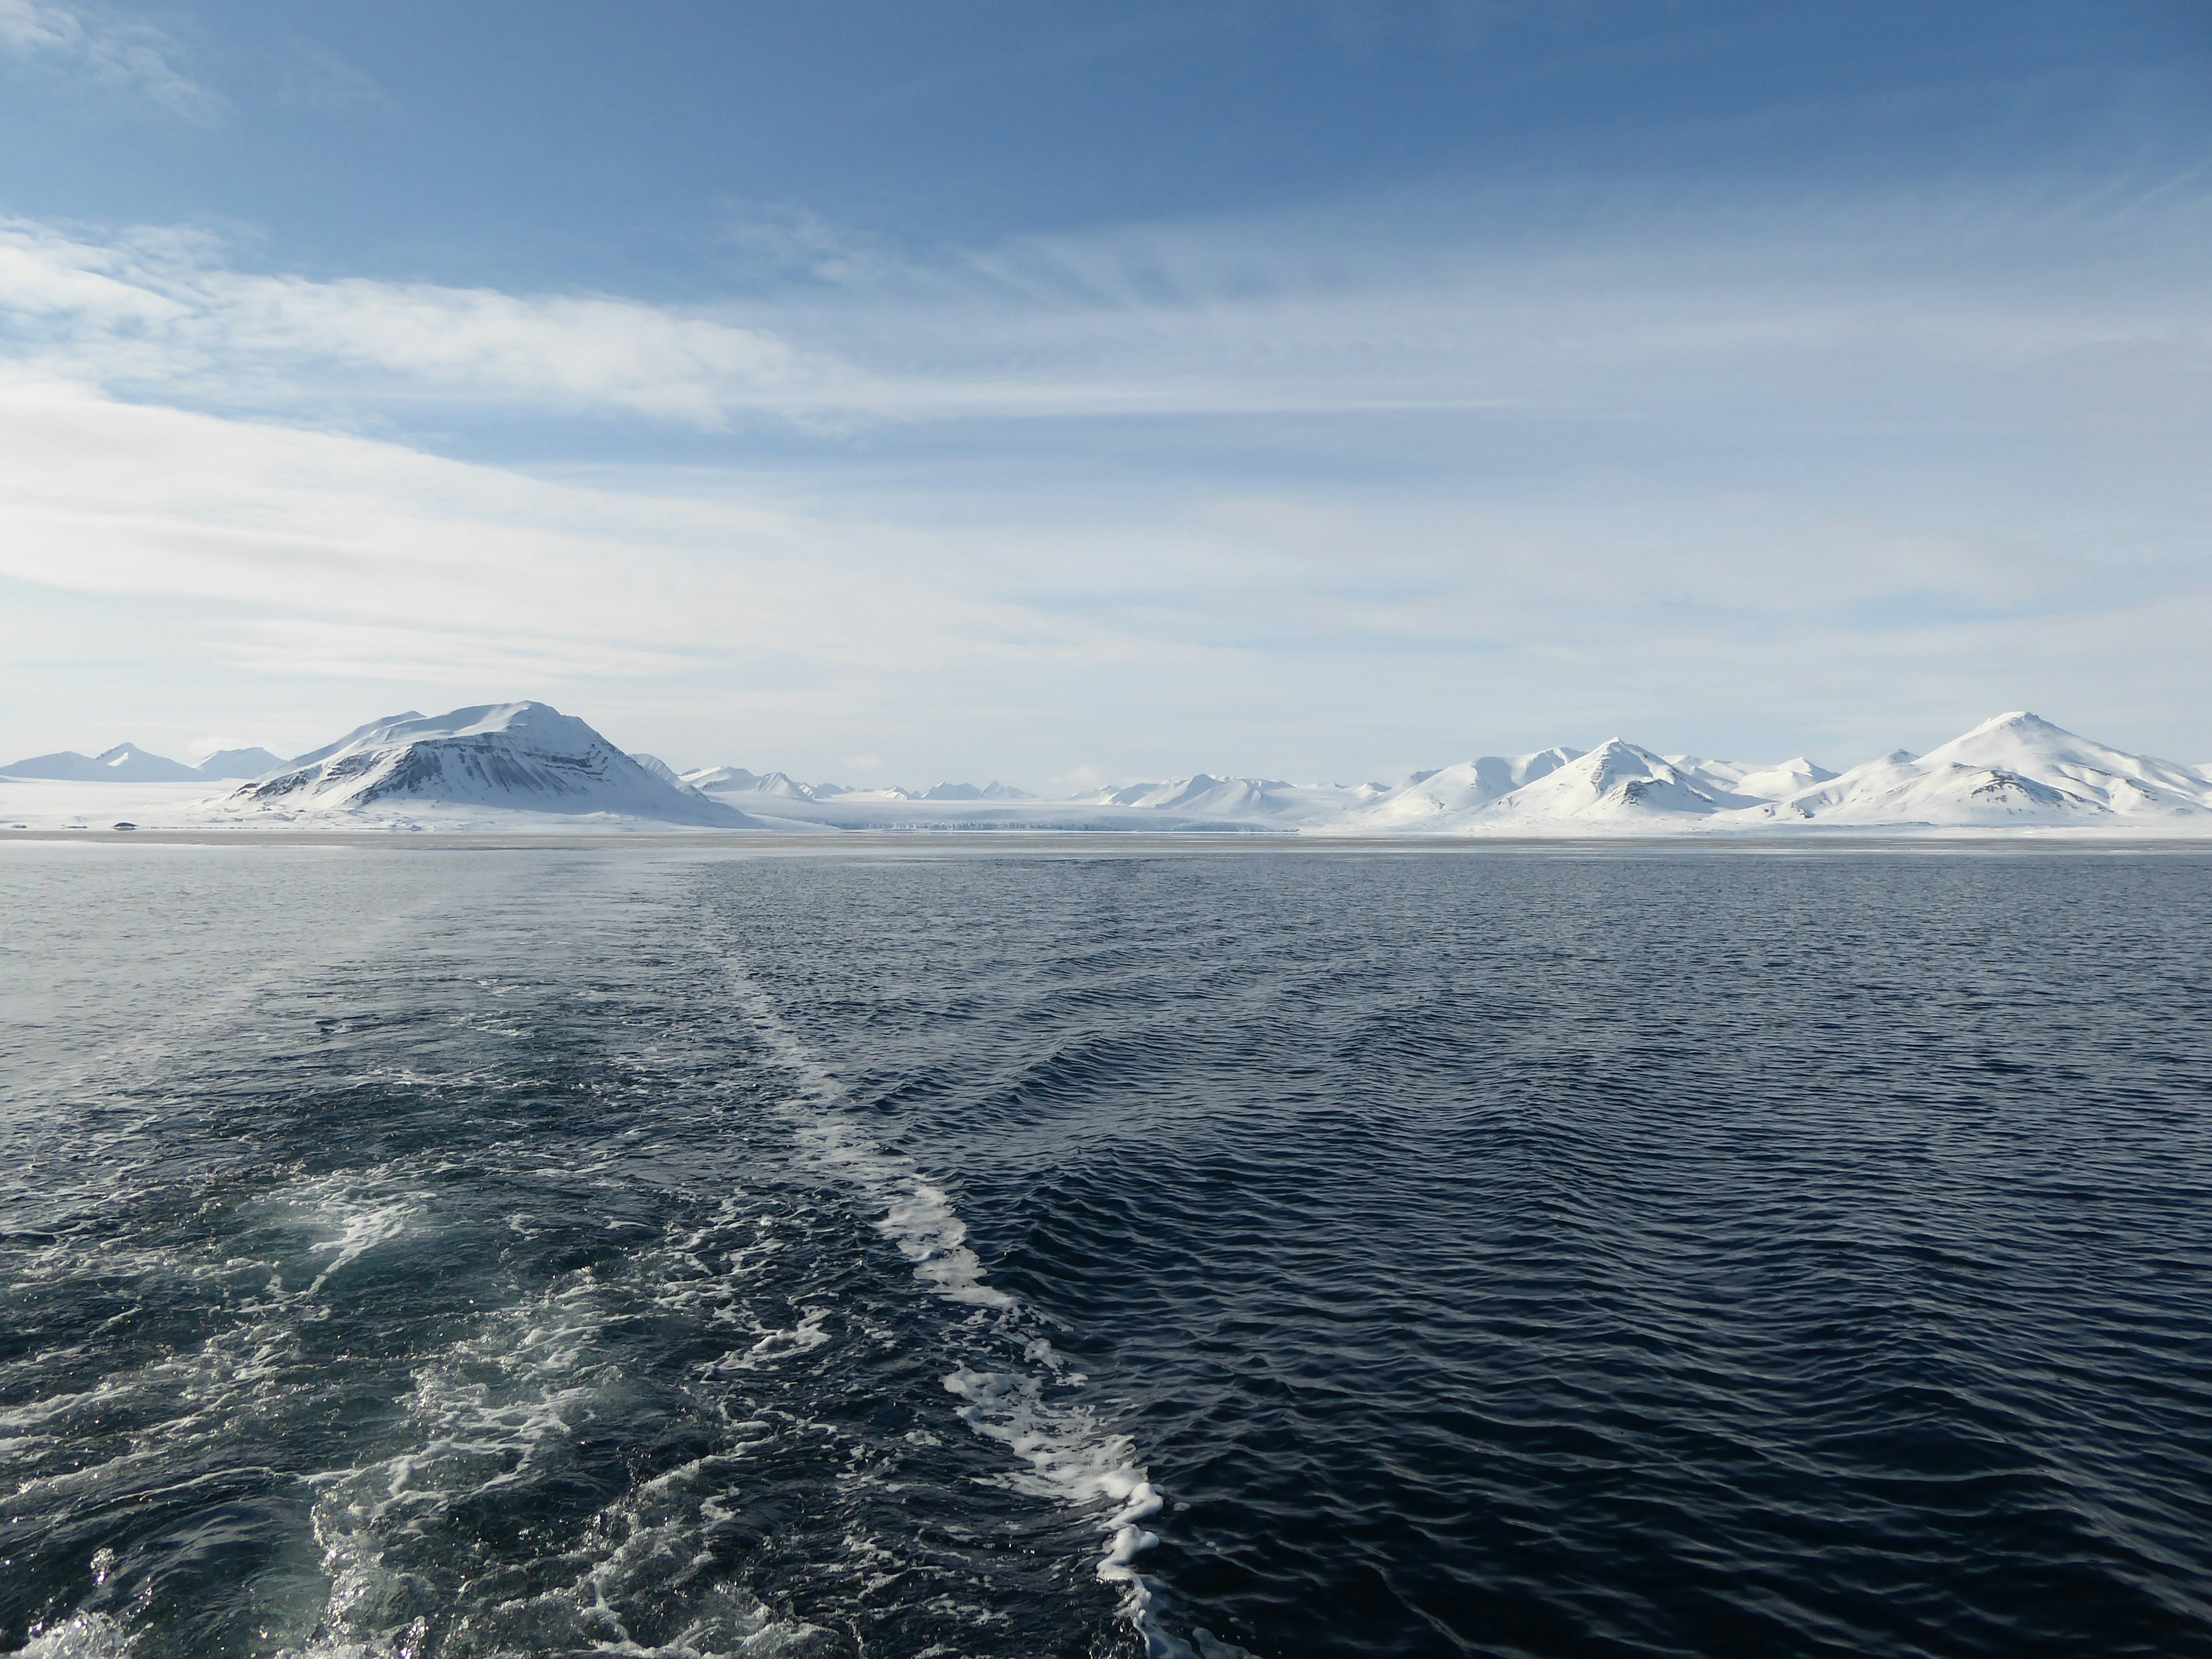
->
(683, 766, 1041, 807)
(1339, 741, 1753, 833)
(1308, 713, 2208, 835)
(627, 753, 700, 793)
(1746, 712, 2212, 827)
(1473, 740, 1751, 825)
(1087, 774, 1285, 812)
(2, 743, 206, 783)
(1354, 747, 1581, 831)
(194, 747, 288, 779)
(1672, 754, 1836, 798)
(211, 703, 759, 827)
(916, 781, 1033, 801)
(7, 706, 2203, 836)
(1070, 774, 1374, 824)
(684, 766, 848, 801)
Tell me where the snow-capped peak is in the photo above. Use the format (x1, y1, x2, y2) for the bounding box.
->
(1758, 711, 2212, 825)
(194, 747, 287, 779)
(628, 753, 699, 794)
(684, 766, 847, 801)
(1488, 738, 1737, 819)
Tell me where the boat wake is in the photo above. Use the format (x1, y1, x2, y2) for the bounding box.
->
(718, 957, 1208, 1657)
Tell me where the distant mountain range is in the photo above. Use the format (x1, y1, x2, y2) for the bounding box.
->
(0, 743, 287, 783)
(4, 705, 2208, 834)
(682, 767, 1032, 803)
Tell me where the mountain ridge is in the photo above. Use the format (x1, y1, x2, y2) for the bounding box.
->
(7, 707, 2207, 835)
(3, 742, 281, 783)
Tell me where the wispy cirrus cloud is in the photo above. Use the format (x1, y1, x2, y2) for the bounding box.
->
(0, 219, 877, 425)
(272, 40, 388, 113)
(214, 620, 703, 686)
(5, 171, 2209, 442)
(0, 0, 223, 120)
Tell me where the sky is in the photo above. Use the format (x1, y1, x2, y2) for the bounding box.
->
(3, 0, 2209, 786)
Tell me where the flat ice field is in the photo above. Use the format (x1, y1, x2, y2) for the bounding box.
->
(6, 702, 2211, 836)
(0, 779, 224, 834)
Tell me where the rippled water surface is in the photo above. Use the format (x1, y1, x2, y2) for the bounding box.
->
(3, 841, 2210, 1658)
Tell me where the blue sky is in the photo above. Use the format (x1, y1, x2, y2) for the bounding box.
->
(3, 0, 2209, 782)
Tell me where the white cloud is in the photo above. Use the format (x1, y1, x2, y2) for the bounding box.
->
(720, 203, 902, 289)
(0, 226, 184, 321)
(0, 0, 223, 120)
(2, 363, 2207, 778)
(0, 370, 1124, 680)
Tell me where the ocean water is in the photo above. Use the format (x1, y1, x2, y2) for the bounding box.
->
(3, 840, 2210, 1659)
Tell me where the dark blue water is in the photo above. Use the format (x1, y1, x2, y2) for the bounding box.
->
(4, 842, 2210, 1658)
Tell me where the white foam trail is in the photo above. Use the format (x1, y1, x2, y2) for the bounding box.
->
(0, 1172, 427, 1522)
(285, 1259, 822, 1659)
(719, 959, 1194, 1654)
(3, 1611, 132, 1659)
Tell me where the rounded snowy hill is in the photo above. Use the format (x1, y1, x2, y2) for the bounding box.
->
(206, 702, 760, 829)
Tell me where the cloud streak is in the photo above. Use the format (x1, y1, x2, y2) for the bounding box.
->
(2, 359, 2207, 778)
(0, 0, 222, 120)
(6, 175, 2209, 440)
(0, 221, 876, 424)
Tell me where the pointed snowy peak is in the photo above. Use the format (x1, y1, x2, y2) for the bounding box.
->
(686, 766, 850, 800)
(1083, 780, 1165, 806)
(1761, 713, 2212, 825)
(684, 766, 759, 790)
(1922, 711, 2168, 777)
(628, 753, 699, 793)
(1476, 739, 1740, 823)
(910, 780, 1037, 801)
(1570, 738, 1671, 789)
(96, 744, 203, 782)
(1144, 775, 1299, 813)
(1946, 710, 2060, 744)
